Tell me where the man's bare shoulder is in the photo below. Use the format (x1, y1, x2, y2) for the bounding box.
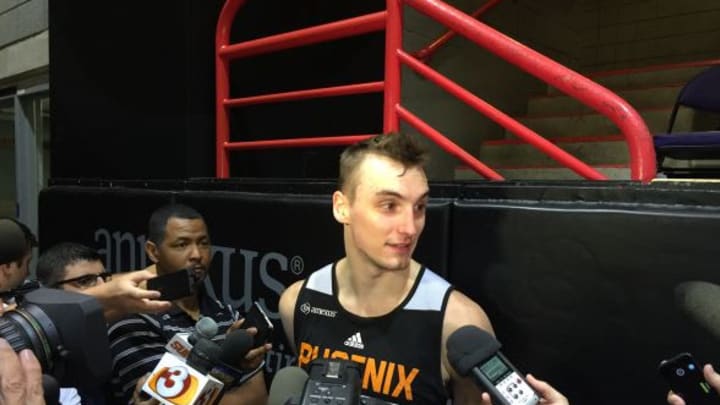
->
(443, 289, 494, 337)
(279, 280, 304, 316)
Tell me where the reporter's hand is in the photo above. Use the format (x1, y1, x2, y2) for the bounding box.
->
(478, 374, 569, 405)
(527, 374, 569, 405)
(86, 270, 172, 322)
(667, 364, 720, 405)
(132, 373, 159, 405)
(0, 338, 44, 405)
(227, 319, 272, 370)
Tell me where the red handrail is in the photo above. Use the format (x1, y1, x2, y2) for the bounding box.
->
(397, 105, 503, 180)
(413, 0, 503, 62)
(216, 0, 656, 182)
(403, 0, 656, 182)
(215, 1, 387, 178)
(224, 82, 384, 107)
(397, 49, 606, 180)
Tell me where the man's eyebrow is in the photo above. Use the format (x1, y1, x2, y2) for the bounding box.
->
(375, 190, 430, 201)
(375, 190, 403, 198)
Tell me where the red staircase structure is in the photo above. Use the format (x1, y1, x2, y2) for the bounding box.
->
(215, 0, 657, 182)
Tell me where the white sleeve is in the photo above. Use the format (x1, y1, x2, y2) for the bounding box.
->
(59, 387, 82, 405)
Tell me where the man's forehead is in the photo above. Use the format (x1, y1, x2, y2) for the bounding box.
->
(164, 217, 208, 236)
(354, 156, 428, 197)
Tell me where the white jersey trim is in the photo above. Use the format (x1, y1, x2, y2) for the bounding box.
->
(305, 263, 334, 295)
(403, 268, 451, 311)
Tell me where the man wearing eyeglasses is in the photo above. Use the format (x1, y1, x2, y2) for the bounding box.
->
(36, 242, 111, 292)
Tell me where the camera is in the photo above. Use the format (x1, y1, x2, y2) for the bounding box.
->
(0, 284, 112, 390)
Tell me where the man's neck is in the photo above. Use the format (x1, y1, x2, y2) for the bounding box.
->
(175, 294, 201, 321)
(335, 257, 420, 317)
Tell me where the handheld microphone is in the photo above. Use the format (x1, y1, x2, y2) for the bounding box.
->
(209, 329, 254, 387)
(186, 338, 222, 375)
(299, 359, 362, 405)
(189, 317, 219, 344)
(144, 320, 224, 405)
(142, 351, 224, 405)
(268, 367, 309, 405)
(447, 325, 540, 405)
(166, 317, 219, 359)
(675, 281, 720, 340)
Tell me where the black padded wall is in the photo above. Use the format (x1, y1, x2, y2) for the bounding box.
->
(448, 198, 720, 405)
(39, 180, 720, 402)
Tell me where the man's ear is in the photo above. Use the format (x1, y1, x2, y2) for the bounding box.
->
(332, 190, 350, 225)
(145, 241, 160, 264)
(0, 264, 9, 287)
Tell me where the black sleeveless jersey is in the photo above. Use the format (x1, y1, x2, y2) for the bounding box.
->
(293, 263, 453, 404)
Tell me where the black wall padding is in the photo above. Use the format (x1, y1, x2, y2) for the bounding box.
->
(39, 180, 720, 402)
(449, 200, 720, 405)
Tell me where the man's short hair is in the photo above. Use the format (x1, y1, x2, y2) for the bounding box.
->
(147, 204, 205, 245)
(338, 132, 427, 198)
(0, 218, 38, 266)
(36, 242, 102, 287)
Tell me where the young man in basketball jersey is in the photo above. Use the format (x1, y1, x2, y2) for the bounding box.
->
(279, 133, 567, 404)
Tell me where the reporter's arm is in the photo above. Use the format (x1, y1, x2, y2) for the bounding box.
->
(84, 270, 171, 322)
(218, 372, 267, 405)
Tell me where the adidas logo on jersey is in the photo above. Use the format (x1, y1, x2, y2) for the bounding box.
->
(343, 332, 365, 349)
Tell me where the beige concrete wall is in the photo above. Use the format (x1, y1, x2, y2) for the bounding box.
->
(579, 0, 720, 71)
(0, 0, 48, 84)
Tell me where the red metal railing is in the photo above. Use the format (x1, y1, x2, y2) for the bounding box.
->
(215, 1, 386, 177)
(216, 0, 656, 181)
(413, 0, 503, 62)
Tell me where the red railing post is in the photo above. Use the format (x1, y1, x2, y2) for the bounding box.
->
(384, 0, 403, 133)
(215, 0, 246, 178)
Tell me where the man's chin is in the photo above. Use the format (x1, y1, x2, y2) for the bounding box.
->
(190, 270, 207, 285)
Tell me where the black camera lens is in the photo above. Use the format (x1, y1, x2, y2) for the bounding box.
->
(0, 304, 62, 372)
(0, 287, 111, 390)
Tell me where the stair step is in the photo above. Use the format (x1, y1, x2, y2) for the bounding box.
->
(528, 85, 681, 116)
(478, 137, 629, 167)
(514, 108, 693, 138)
(455, 165, 631, 180)
(547, 65, 707, 96)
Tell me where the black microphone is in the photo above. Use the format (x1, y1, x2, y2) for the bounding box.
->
(209, 329, 254, 387)
(42, 374, 60, 405)
(675, 281, 720, 340)
(186, 337, 222, 375)
(447, 325, 540, 405)
(268, 367, 309, 405)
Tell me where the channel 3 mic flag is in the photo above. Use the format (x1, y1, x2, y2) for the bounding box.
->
(143, 353, 224, 405)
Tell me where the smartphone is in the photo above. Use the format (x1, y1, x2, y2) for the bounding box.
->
(146, 269, 196, 301)
(659, 352, 719, 405)
(241, 301, 274, 348)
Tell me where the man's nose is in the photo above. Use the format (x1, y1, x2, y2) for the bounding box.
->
(189, 244, 202, 259)
(397, 208, 418, 237)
